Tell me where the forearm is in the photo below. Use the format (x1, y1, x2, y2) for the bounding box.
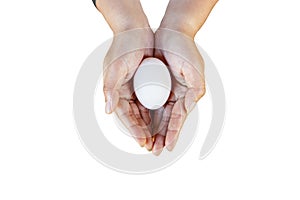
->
(94, 0, 150, 34)
(159, 0, 218, 37)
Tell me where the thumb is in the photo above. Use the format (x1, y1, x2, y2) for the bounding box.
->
(104, 90, 119, 114)
(103, 59, 127, 114)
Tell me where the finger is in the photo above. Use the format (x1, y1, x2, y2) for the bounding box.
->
(103, 59, 127, 114)
(151, 106, 164, 134)
(136, 101, 153, 150)
(115, 99, 146, 147)
(165, 98, 187, 151)
(152, 134, 165, 156)
(156, 102, 173, 136)
(151, 92, 176, 134)
(130, 101, 153, 150)
(136, 101, 151, 125)
(151, 102, 173, 155)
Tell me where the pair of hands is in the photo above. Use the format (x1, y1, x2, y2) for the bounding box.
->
(103, 28, 205, 155)
(95, 0, 217, 155)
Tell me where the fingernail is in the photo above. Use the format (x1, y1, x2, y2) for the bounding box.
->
(137, 138, 146, 147)
(166, 139, 177, 151)
(166, 143, 175, 151)
(145, 138, 153, 151)
(152, 149, 163, 156)
(152, 144, 164, 156)
(105, 99, 112, 114)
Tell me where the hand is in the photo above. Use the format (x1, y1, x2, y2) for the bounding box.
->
(148, 0, 218, 155)
(97, 0, 155, 150)
(151, 28, 206, 155)
(103, 28, 154, 150)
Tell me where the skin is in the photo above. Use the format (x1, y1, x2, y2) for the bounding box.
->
(95, 0, 218, 155)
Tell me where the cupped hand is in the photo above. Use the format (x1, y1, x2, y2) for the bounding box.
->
(103, 28, 154, 150)
(151, 29, 206, 155)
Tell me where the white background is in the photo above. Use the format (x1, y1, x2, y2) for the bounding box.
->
(1, 0, 300, 199)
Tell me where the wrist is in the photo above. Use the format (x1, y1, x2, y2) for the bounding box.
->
(158, 0, 219, 38)
(159, 15, 198, 38)
(96, 0, 150, 34)
(112, 17, 150, 34)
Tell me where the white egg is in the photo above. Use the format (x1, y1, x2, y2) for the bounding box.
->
(133, 58, 171, 110)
